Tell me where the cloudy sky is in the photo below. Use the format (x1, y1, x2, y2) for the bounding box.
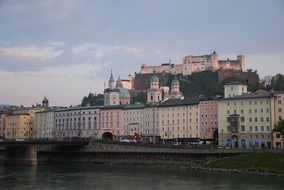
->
(0, 0, 283, 106)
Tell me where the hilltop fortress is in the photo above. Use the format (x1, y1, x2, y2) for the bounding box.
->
(140, 51, 245, 76)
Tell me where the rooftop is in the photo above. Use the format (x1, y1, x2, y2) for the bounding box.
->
(159, 97, 199, 107)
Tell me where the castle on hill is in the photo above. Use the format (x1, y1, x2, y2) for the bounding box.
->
(140, 51, 245, 76)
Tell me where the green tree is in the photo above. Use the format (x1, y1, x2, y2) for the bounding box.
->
(276, 120, 284, 135)
(271, 74, 284, 91)
(81, 93, 104, 106)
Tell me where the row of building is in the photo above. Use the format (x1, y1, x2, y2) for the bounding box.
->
(0, 73, 283, 149)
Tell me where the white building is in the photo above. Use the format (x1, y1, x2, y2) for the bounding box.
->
(218, 83, 276, 148)
(143, 105, 160, 140)
(34, 109, 55, 139)
(54, 106, 101, 139)
(275, 92, 284, 123)
(224, 82, 248, 98)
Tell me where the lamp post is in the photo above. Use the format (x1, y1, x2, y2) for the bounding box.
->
(221, 129, 224, 146)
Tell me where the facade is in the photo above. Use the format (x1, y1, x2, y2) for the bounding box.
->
(0, 112, 4, 138)
(100, 105, 124, 140)
(5, 113, 32, 139)
(140, 51, 245, 76)
(158, 98, 200, 140)
(54, 106, 101, 139)
(183, 51, 219, 75)
(120, 75, 134, 90)
(12, 107, 43, 139)
(224, 82, 248, 98)
(34, 109, 55, 139)
(123, 104, 145, 136)
(218, 91, 276, 148)
(275, 92, 284, 123)
(199, 99, 218, 141)
(143, 105, 159, 139)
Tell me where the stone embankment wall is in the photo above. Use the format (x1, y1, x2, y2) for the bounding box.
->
(37, 141, 240, 167)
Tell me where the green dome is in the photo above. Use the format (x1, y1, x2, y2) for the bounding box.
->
(150, 75, 159, 83)
(171, 78, 180, 86)
(117, 87, 130, 98)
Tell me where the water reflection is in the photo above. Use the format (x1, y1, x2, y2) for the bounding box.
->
(0, 164, 283, 190)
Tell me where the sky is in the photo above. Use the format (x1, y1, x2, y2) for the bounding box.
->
(0, 0, 283, 106)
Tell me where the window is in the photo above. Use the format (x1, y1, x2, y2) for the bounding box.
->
(241, 125, 245, 132)
(249, 118, 252, 122)
(261, 117, 264, 122)
(279, 108, 282, 113)
(266, 117, 270, 122)
(261, 126, 264, 131)
(260, 109, 263, 113)
(255, 126, 258, 131)
(227, 126, 231, 132)
(241, 117, 245, 122)
(249, 109, 252, 114)
(255, 117, 258, 122)
(249, 126, 252, 131)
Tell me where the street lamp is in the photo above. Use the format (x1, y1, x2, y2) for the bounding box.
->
(221, 129, 224, 146)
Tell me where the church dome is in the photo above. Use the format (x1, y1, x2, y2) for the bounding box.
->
(150, 75, 159, 83)
(171, 78, 180, 86)
(117, 87, 130, 98)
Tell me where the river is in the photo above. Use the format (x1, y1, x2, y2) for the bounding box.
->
(0, 163, 283, 190)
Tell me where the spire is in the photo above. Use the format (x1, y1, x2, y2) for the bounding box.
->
(109, 70, 115, 89)
(116, 75, 123, 88)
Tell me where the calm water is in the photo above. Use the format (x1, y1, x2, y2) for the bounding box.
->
(0, 163, 283, 190)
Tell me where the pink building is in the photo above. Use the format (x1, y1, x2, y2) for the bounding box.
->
(100, 105, 124, 140)
(199, 99, 218, 142)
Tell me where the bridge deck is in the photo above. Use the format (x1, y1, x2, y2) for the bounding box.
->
(0, 140, 90, 146)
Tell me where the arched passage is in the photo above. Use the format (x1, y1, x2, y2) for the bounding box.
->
(102, 132, 113, 141)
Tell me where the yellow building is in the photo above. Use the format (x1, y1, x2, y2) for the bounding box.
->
(13, 107, 44, 138)
(218, 91, 276, 148)
(158, 98, 200, 140)
(5, 113, 32, 140)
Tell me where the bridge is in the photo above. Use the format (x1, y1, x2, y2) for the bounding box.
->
(0, 140, 244, 166)
(0, 139, 90, 165)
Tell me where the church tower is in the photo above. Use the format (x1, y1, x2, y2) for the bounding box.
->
(147, 73, 163, 104)
(104, 71, 120, 106)
(109, 70, 115, 89)
(42, 96, 49, 108)
(168, 76, 183, 100)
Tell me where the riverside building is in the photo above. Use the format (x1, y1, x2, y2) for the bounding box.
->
(158, 98, 200, 141)
(218, 83, 276, 148)
(199, 98, 218, 143)
(54, 106, 101, 139)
